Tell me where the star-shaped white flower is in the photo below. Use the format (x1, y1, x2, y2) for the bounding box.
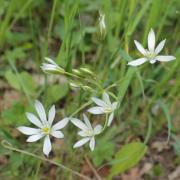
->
(71, 114, 102, 151)
(41, 57, 65, 74)
(87, 92, 118, 126)
(128, 28, 176, 66)
(17, 100, 69, 156)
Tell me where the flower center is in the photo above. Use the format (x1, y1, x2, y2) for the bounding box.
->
(146, 51, 156, 60)
(42, 127, 49, 134)
(86, 129, 94, 136)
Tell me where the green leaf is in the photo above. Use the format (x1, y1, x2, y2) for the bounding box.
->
(20, 72, 37, 96)
(109, 142, 147, 178)
(46, 84, 69, 105)
(5, 70, 37, 96)
(5, 70, 20, 90)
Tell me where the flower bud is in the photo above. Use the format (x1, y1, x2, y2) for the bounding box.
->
(41, 57, 65, 74)
(97, 13, 106, 40)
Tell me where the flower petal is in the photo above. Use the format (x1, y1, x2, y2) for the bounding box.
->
(148, 28, 155, 52)
(35, 100, 47, 123)
(89, 137, 95, 151)
(26, 113, 42, 128)
(156, 55, 176, 62)
(94, 125, 102, 135)
(52, 118, 69, 131)
(102, 92, 111, 106)
(92, 97, 107, 107)
(155, 39, 166, 54)
(134, 40, 146, 55)
(73, 138, 90, 148)
(48, 105, 55, 126)
(17, 126, 41, 135)
(128, 58, 147, 66)
(87, 107, 105, 114)
(107, 113, 114, 126)
(70, 118, 88, 130)
(150, 59, 156, 64)
(78, 130, 88, 137)
(43, 135, 52, 156)
(83, 114, 92, 129)
(51, 131, 64, 138)
(112, 102, 118, 111)
(26, 133, 44, 142)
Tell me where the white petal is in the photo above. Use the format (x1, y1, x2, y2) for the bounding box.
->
(52, 118, 69, 131)
(42, 64, 57, 70)
(94, 125, 102, 135)
(83, 114, 92, 129)
(26, 133, 44, 142)
(107, 113, 114, 126)
(102, 92, 111, 106)
(43, 135, 52, 156)
(35, 100, 47, 122)
(92, 97, 107, 107)
(156, 55, 176, 62)
(87, 107, 105, 114)
(134, 40, 146, 55)
(112, 102, 118, 110)
(78, 130, 88, 137)
(155, 39, 166, 54)
(150, 59, 156, 64)
(48, 105, 55, 126)
(51, 130, 64, 138)
(70, 118, 88, 130)
(17, 126, 41, 135)
(128, 58, 147, 66)
(89, 137, 95, 151)
(148, 28, 155, 52)
(26, 113, 42, 128)
(73, 138, 90, 148)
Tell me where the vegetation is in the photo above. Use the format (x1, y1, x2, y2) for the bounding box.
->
(0, 0, 179, 179)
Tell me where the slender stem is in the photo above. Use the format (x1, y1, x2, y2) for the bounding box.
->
(1, 140, 91, 180)
(84, 155, 102, 180)
(70, 101, 92, 118)
(101, 114, 109, 133)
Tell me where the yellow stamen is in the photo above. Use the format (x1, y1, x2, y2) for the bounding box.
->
(42, 127, 49, 134)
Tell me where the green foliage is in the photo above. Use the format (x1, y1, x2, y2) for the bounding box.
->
(109, 142, 147, 178)
(0, 0, 179, 178)
(1, 101, 27, 125)
(89, 128, 116, 167)
(46, 84, 69, 105)
(5, 70, 37, 96)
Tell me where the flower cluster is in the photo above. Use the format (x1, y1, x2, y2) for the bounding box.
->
(18, 92, 117, 156)
(17, 27, 176, 157)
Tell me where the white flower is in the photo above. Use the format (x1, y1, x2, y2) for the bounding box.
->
(128, 28, 176, 66)
(17, 100, 69, 156)
(71, 114, 102, 151)
(87, 92, 118, 126)
(41, 57, 65, 74)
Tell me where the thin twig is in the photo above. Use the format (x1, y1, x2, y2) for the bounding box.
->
(1, 140, 91, 180)
(84, 155, 102, 180)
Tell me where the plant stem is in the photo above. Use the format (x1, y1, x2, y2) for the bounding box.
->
(1, 140, 91, 180)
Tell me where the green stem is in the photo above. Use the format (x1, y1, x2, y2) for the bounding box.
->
(1, 140, 91, 180)
(70, 101, 92, 118)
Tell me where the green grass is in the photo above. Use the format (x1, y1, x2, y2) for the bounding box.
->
(0, 0, 180, 179)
